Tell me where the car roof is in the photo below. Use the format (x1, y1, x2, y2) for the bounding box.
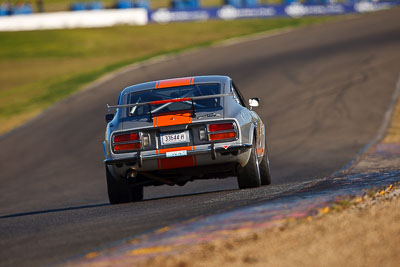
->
(120, 75, 231, 95)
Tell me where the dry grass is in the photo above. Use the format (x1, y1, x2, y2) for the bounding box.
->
(138, 187, 400, 267)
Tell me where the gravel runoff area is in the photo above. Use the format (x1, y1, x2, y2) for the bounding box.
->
(139, 185, 400, 267)
(132, 79, 400, 267)
(137, 184, 400, 267)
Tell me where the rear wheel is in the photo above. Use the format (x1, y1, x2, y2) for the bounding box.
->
(106, 167, 143, 204)
(259, 146, 272, 185)
(237, 137, 262, 189)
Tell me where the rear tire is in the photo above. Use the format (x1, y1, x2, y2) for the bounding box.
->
(106, 167, 143, 204)
(237, 137, 262, 189)
(260, 147, 272, 185)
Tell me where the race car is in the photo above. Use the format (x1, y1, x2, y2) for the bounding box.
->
(103, 75, 271, 204)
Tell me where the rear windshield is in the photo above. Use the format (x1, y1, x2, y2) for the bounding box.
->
(128, 83, 222, 117)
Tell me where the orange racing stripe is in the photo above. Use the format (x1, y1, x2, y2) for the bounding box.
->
(158, 146, 194, 154)
(156, 146, 196, 170)
(150, 98, 191, 105)
(153, 115, 157, 127)
(159, 156, 195, 170)
(154, 110, 192, 127)
(156, 77, 193, 89)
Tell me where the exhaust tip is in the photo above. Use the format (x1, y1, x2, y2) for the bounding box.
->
(126, 169, 137, 180)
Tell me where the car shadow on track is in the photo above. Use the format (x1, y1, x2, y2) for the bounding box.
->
(0, 203, 110, 219)
(143, 188, 238, 202)
(0, 188, 238, 219)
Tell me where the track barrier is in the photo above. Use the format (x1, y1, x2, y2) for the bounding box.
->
(0, 1, 399, 31)
(149, 1, 400, 23)
(0, 9, 148, 31)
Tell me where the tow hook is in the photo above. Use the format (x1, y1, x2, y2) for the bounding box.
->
(211, 143, 217, 160)
(138, 151, 143, 167)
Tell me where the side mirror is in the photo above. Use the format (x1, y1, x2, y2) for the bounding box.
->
(249, 98, 260, 108)
(105, 113, 114, 123)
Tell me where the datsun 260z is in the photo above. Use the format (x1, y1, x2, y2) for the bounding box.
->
(103, 75, 271, 204)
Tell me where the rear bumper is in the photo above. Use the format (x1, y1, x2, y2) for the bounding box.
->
(104, 143, 252, 167)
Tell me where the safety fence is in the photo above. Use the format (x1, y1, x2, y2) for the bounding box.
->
(0, 1, 399, 31)
(149, 1, 400, 23)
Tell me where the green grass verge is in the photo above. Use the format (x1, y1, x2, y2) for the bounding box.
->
(0, 16, 335, 134)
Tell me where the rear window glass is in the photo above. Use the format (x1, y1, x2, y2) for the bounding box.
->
(128, 83, 222, 117)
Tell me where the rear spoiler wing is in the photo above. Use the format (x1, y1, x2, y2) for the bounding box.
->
(106, 93, 232, 112)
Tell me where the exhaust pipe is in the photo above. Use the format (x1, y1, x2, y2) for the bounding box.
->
(126, 169, 137, 180)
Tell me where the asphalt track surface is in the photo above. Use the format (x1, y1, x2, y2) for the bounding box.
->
(1, 8, 400, 267)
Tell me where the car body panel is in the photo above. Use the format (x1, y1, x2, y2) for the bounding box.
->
(103, 75, 266, 187)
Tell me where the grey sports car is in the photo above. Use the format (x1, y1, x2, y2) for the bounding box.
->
(103, 75, 271, 204)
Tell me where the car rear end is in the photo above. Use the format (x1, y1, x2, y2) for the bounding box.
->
(104, 77, 251, 185)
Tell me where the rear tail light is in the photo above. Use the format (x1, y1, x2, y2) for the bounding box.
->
(114, 143, 141, 151)
(142, 134, 150, 147)
(113, 133, 139, 143)
(207, 122, 237, 141)
(112, 132, 141, 152)
(199, 128, 207, 141)
(208, 123, 234, 132)
(209, 132, 236, 141)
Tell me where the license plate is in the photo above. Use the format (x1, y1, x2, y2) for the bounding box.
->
(166, 150, 187, 158)
(160, 131, 189, 146)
